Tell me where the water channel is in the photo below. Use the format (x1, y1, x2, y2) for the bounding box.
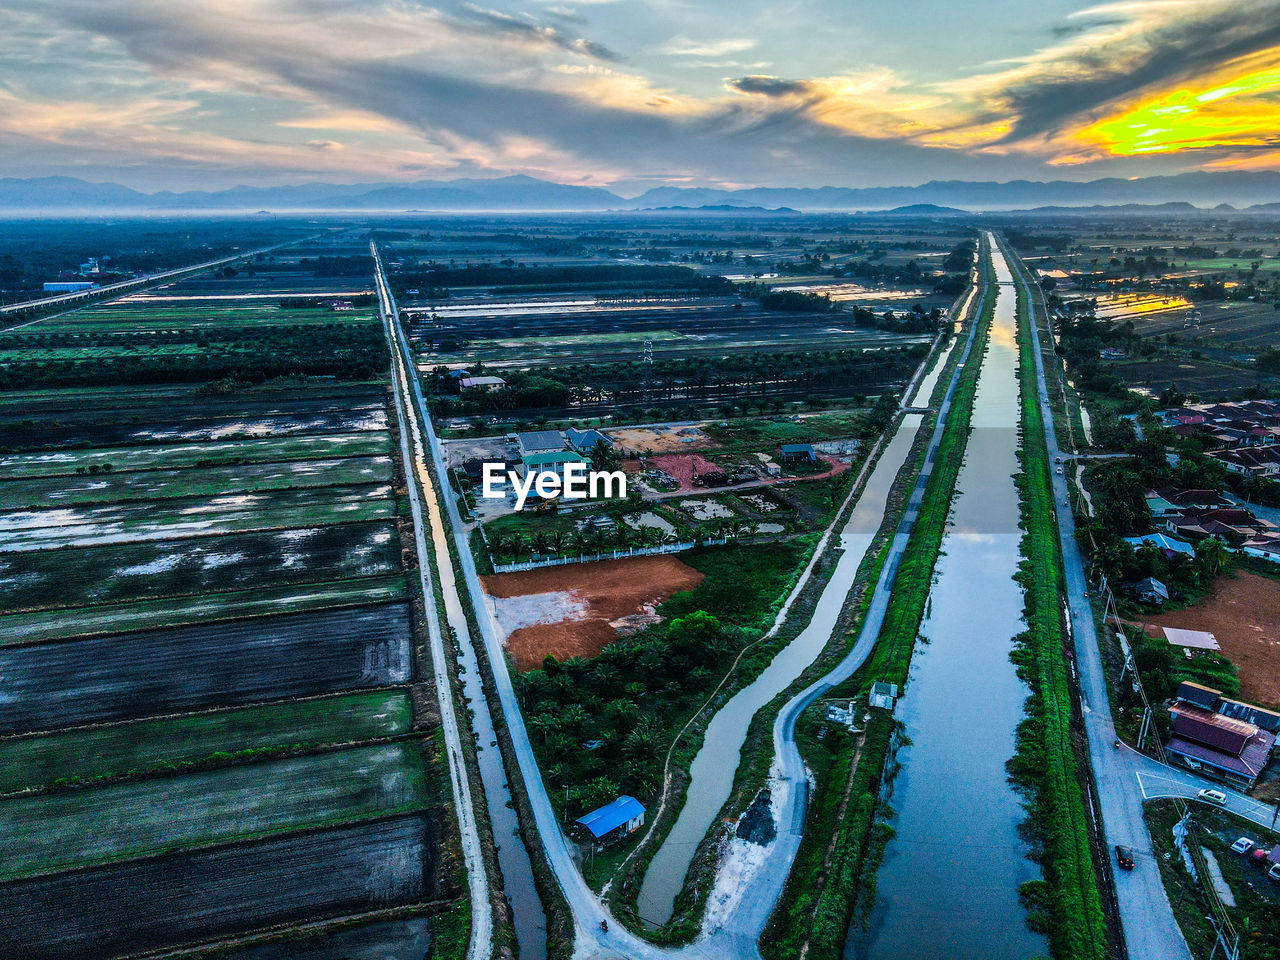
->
(849, 244, 1045, 960)
(636, 411, 925, 926)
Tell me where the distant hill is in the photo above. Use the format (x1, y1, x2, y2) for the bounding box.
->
(5, 171, 1280, 213)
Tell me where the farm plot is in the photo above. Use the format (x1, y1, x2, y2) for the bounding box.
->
(483, 554, 705, 669)
(0, 742, 430, 881)
(0, 575, 407, 644)
(0, 604, 413, 732)
(0, 815, 439, 960)
(0, 398, 388, 450)
(1112, 357, 1276, 395)
(219, 917, 434, 960)
(0, 456, 393, 507)
(0, 521, 401, 611)
(0, 484, 396, 551)
(0, 689, 415, 794)
(0, 433, 390, 479)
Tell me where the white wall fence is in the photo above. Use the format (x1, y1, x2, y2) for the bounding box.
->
(490, 537, 726, 574)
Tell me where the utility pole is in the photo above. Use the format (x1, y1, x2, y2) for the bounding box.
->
(1206, 915, 1240, 960)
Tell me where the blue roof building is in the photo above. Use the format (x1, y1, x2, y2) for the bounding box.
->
(566, 427, 613, 455)
(780, 443, 816, 462)
(574, 795, 646, 842)
(1122, 533, 1195, 558)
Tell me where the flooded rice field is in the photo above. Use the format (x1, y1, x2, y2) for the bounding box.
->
(851, 245, 1045, 960)
(0, 816, 439, 960)
(637, 412, 922, 926)
(0, 521, 401, 610)
(0, 604, 413, 732)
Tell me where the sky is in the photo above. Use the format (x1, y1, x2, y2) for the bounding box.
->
(1, 0, 1279, 193)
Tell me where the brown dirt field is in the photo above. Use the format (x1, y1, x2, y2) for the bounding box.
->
(610, 424, 720, 454)
(482, 554, 705, 671)
(1147, 570, 1280, 708)
(650, 453, 727, 492)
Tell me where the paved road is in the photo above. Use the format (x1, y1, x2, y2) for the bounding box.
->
(1007, 237, 1195, 960)
(374, 245, 494, 960)
(0, 239, 302, 321)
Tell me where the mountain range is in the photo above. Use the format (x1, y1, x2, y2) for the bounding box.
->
(5, 171, 1280, 213)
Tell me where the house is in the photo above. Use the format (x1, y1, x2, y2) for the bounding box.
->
(459, 375, 506, 392)
(1162, 627, 1221, 655)
(1242, 533, 1280, 563)
(516, 430, 566, 457)
(1212, 446, 1280, 478)
(566, 427, 613, 457)
(762, 460, 782, 477)
(1100, 346, 1127, 359)
(519, 451, 588, 483)
(779, 443, 817, 463)
(1166, 703, 1275, 788)
(825, 701, 858, 727)
(1145, 488, 1232, 518)
(1122, 533, 1195, 559)
(1166, 508, 1274, 545)
(1131, 576, 1169, 605)
(1173, 681, 1221, 711)
(574, 795, 646, 846)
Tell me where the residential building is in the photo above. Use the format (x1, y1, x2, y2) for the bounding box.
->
(519, 451, 588, 483)
(566, 427, 613, 456)
(459, 375, 506, 392)
(516, 430, 566, 457)
(1145, 488, 1232, 517)
(1211, 446, 1280, 478)
(1166, 702, 1275, 788)
(1122, 532, 1195, 559)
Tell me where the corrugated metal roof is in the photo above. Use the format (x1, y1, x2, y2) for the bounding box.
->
(1172, 704, 1255, 755)
(575, 795, 645, 838)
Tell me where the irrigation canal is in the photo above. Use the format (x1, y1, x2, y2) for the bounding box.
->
(849, 239, 1046, 960)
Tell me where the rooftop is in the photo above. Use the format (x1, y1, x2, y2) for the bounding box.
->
(575, 795, 645, 838)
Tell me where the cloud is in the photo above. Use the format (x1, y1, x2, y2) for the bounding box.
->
(726, 75, 815, 97)
(663, 36, 757, 58)
(455, 3, 621, 61)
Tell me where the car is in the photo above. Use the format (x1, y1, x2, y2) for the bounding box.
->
(1197, 789, 1228, 806)
(1268, 863, 1280, 883)
(1115, 845, 1135, 870)
(1056, 466, 1064, 474)
(1251, 848, 1271, 869)
(1232, 837, 1255, 854)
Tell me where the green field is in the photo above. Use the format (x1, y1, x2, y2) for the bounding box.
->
(0, 742, 430, 881)
(0, 690, 414, 794)
(30, 302, 368, 331)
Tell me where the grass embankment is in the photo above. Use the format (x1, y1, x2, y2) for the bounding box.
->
(1008, 248, 1110, 960)
(763, 253, 995, 960)
(0, 690, 414, 795)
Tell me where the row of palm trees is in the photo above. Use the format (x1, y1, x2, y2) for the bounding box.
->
(485, 513, 761, 564)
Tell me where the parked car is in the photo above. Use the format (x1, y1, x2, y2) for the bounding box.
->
(1232, 837, 1256, 854)
(1251, 849, 1270, 869)
(1115, 845, 1135, 870)
(1268, 863, 1280, 883)
(1197, 789, 1228, 806)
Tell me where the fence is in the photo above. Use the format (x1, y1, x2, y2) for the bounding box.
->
(490, 537, 726, 574)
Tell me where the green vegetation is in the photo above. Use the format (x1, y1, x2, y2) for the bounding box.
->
(1008, 249, 1109, 960)
(0, 690, 414, 794)
(513, 541, 812, 820)
(0, 574, 407, 644)
(0, 742, 431, 881)
(0, 322, 387, 388)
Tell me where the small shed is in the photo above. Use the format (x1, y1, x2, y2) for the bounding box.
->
(575, 796, 646, 845)
(869, 681, 899, 711)
(1133, 577, 1169, 605)
(779, 443, 817, 463)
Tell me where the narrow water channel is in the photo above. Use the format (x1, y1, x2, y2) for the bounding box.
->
(850, 245, 1045, 960)
(636, 412, 924, 927)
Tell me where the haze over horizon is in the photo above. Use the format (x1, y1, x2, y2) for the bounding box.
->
(3, 0, 1280, 193)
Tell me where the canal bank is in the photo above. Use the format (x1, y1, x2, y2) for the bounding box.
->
(849, 241, 1044, 960)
